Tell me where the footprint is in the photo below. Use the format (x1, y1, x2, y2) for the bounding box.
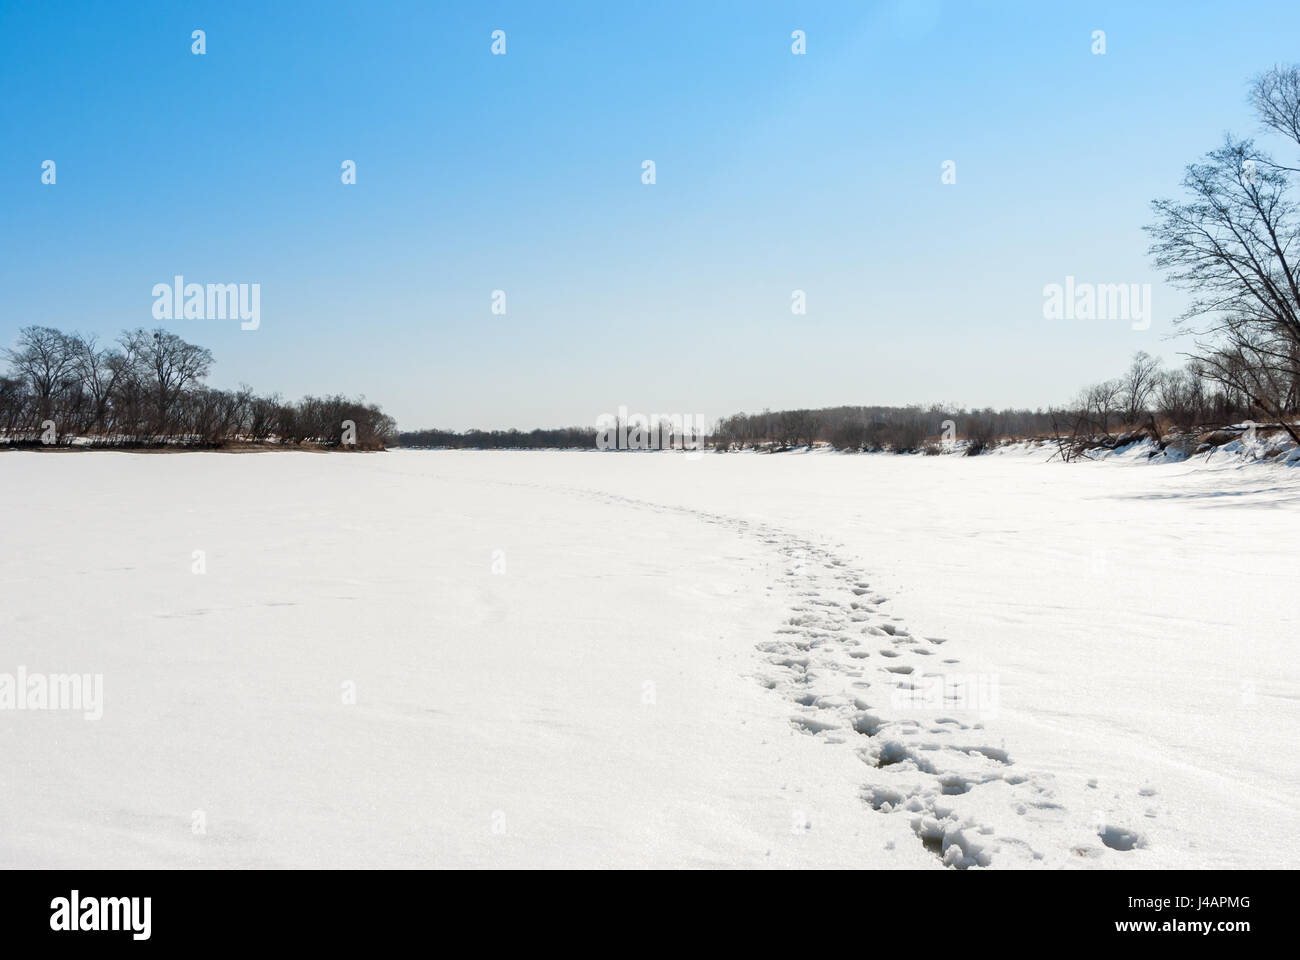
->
(1099, 826, 1145, 851)
(791, 715, 840, 735)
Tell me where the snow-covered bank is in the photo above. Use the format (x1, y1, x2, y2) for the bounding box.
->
(2, 449, 1297, 868)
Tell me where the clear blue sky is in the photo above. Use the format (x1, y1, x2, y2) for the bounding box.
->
(4, 0, 1300, 430)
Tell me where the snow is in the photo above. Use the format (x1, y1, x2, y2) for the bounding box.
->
(2, 447, 1297, 868)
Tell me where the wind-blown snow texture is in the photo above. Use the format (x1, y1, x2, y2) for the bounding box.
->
(2, 447, 1297, 868)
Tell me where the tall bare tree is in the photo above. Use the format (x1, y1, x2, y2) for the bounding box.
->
(69, 334, 122, 435)
(119, 328, 213, 436)
(1147, 64, 1300, 442)
(2, 326, 74, 423)
(1118, 351, 1162, 426)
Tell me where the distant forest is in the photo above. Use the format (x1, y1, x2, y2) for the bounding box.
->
(397, 426, 594, 449)
(9, 320, 1288, 458)
(396, 351, 1294, 456)
(716, 352, 1286, 455)
(1, 325, 396, 449)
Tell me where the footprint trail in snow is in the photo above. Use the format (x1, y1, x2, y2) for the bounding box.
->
(568, 484, 1146, 868)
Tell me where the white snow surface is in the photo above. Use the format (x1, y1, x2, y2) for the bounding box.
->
(2, 446, 1297, 868)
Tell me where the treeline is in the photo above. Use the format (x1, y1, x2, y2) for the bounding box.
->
(713, 405, 1055, 454)
(1048, 351, 1296, 460)
(398, 426, 594, 449)
(1, 325, 396, 449)
(710, 350, 1298, 457)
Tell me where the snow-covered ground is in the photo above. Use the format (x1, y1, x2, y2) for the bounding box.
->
(2, 447, 1297, 868)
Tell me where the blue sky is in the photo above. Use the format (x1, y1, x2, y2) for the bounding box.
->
(4, 0, 1300, 430)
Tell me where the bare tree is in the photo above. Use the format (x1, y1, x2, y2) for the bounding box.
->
(120, 328, 214, 437)
(1081, 379, 1122, 438)
(1155, 367, 1204, 430)
(1146, 64, 1300, 442)
(3, 326, 74, 424)
(1250, 65, 1300, 160)
(1117, 351, 1162, 426)
(68, 334, 122, 436)
(961, 412, 999, 455)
